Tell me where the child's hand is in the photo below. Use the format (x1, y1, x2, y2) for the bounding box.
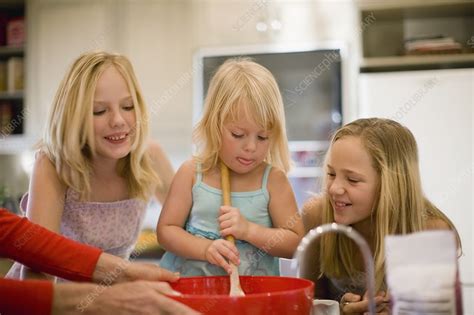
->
(204, 239, 240, 274)
(218, 206, 250, 240)
(340, 290, 390, 314)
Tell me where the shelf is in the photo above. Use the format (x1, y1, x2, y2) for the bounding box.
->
(358, 1, 474, 18)
(0, 0, 24, 10)
(0, 91, 23, 99)
(0, 46, 23, 57)
(0, 135, 35, 154)
(0, 1, 26, 147)
(361, 53, 474, 72)
(358, 0, 474, 72)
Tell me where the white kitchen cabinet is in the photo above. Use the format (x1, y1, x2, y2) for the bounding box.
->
(359, 68, 473, 312)
(357, 0, 474, 72)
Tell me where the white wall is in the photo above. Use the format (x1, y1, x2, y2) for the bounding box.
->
(359, 68, 474, 312)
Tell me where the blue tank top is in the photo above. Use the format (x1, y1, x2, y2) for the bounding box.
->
(160, 163, 279, 276)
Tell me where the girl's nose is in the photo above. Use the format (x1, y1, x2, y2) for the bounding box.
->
(244, 138, 257, 152)
(328, 180, 345, 195)
(110, 110, 126, 128)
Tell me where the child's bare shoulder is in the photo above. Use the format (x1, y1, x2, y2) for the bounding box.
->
(178, 159, 196, 175)
(267, 165, 288, 183)
(266, 165, 291, 194)
(31, 151, 66, 195)
(34, 151, 57, 173)
(35, 150, 52, 163)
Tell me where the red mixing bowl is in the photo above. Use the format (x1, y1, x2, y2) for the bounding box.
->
(169, 275, 314, 315)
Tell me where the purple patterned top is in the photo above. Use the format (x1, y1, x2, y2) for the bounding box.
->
(5, 189, 146, 280)
(60, 189, 147, 259)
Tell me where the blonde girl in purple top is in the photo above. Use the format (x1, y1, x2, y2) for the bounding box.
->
(7, 51, 174, 280)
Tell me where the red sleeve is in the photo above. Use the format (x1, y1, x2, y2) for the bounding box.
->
(0, 278, 53, 315)
(0, 209, 102, 281)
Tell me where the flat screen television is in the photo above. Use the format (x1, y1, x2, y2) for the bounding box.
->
(193, 44, 346, 206)
(193, 44, 344, 141)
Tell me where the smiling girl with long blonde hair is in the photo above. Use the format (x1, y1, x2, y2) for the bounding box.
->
(302, 118, 461, 314)
(7, 51, 174, 280)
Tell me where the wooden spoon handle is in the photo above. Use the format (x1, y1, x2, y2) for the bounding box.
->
(220, 161, 235, 243)
(220, 160, 245, 297)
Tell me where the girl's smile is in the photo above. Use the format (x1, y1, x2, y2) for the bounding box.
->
(104, 132, 129, 143)
(332, 200, 353, 213)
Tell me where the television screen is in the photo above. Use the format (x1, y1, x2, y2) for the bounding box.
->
(199, 49, 343, 141)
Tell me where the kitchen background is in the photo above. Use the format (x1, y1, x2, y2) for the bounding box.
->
(0, 0, 472, 312)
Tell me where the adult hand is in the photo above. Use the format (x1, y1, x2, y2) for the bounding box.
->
(218, 206, 250, 240)
(118, 261, 180, 283)
(204, 239, 240, 274)
(92, 253, 179, 284)
(53, 280, 200, 315)
(340, 291, 390, 315)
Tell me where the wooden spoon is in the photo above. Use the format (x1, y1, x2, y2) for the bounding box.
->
(220, 161, 246, 297)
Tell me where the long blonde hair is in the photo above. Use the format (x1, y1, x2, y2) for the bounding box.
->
(320, 118, 460, 291)
(193, 58, 290, 173)
(40, 51, 158, 200)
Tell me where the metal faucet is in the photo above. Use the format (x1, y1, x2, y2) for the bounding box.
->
(292, 223, 376, 315)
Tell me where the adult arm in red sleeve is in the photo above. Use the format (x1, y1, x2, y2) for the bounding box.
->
(0, 278, 53, 315)
(0, 209, 102, 281)
(0, 209, 98, 315)
(0, 209, 198, 315)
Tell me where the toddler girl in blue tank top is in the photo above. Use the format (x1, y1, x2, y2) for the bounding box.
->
(157, 58, 305, 276)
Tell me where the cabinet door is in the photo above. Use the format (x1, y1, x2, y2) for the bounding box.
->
(359, 68, 473, 313)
